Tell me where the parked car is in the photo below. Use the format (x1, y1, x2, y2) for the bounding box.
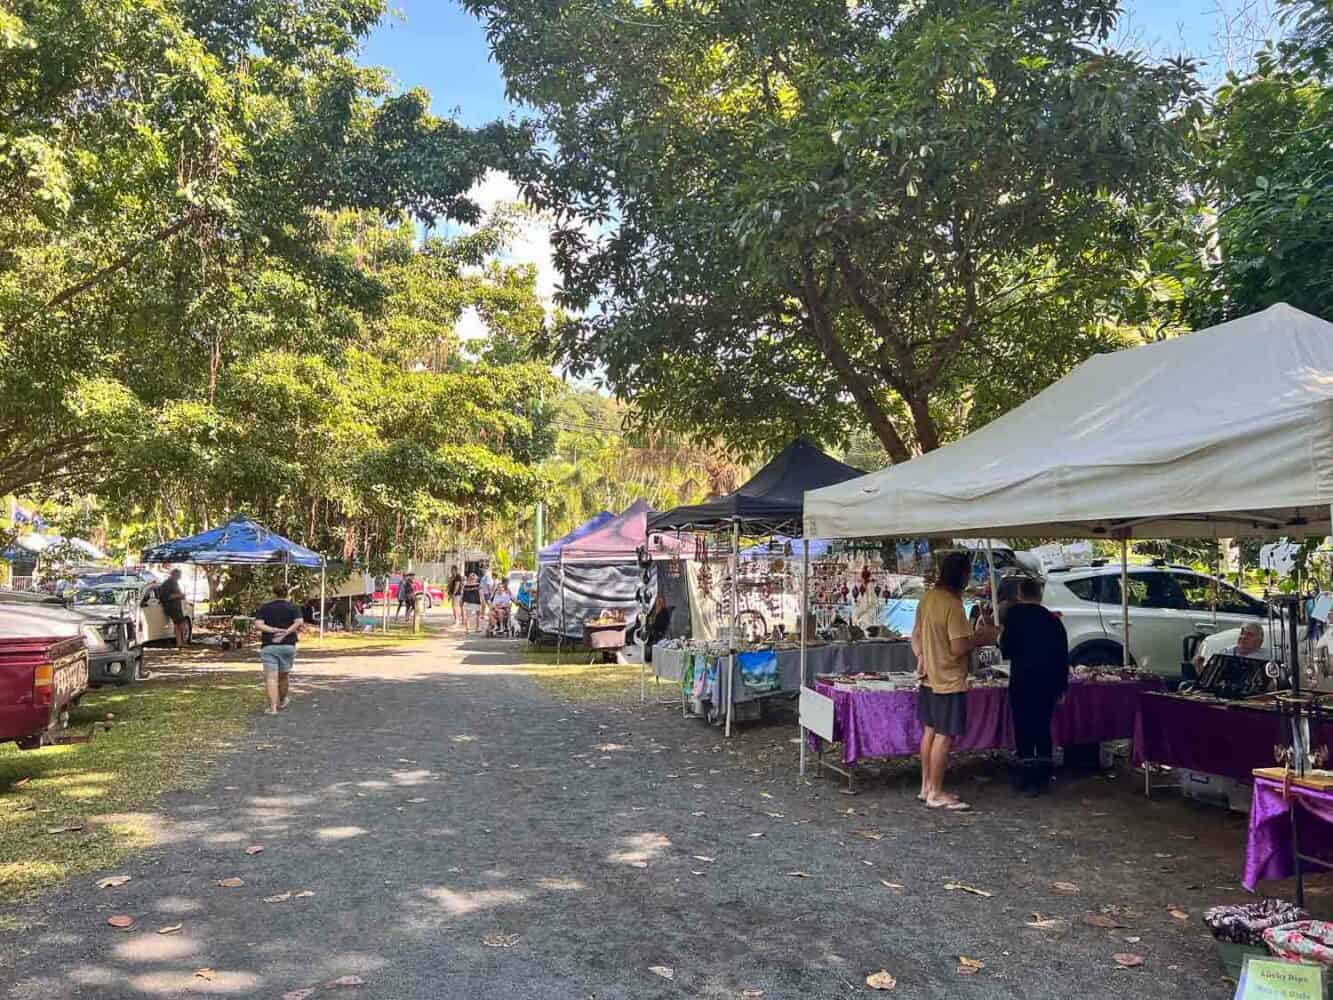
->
(1041, 563, 1269, 676)
(372, 575, 446, 609)
(72, 576, 194, 647)
(0, 590, 89, 748)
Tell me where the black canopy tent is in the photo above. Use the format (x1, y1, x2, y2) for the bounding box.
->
(648, 438, 865, 734)
(647, 438, 864, 537)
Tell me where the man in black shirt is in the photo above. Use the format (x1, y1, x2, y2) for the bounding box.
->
(155, 569, 189, 649)
(254, 584, 303, 715)
(999, 577, 1069, 797)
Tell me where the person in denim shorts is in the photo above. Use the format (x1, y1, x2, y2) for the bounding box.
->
(254, 584, 303, 715)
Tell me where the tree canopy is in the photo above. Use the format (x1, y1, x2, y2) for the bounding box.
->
(466, 0, 1204, 460)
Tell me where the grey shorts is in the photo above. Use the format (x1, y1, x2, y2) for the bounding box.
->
(917, 685, 968, 737)
(260, 644, 296, 674)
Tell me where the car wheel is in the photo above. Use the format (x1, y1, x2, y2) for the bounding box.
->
(1069, 641, 1128, 668)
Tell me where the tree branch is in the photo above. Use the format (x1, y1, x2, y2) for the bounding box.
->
(794, 257, 911, 463)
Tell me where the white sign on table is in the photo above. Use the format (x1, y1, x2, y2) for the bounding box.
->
(799, 685, 835, 742)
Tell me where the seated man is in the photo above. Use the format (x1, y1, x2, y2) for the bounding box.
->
(1192, 621, 1269, 672)
(489, 581, 513, 634)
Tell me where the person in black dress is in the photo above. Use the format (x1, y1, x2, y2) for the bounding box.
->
(999, 577, 1069, 797)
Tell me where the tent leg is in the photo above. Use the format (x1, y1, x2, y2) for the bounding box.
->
(1121, 539, 1130, 669)
(985, 538, 1000, 629)
(799, 537, 809, 780)
(319, 560, 326, 641)
(557, 556, 565, 666)
(727, 519, 739, 738)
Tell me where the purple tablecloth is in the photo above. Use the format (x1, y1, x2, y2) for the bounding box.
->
(1131, 694, 1333, 784)
(813, 678, 1159, 766)
(1244, 777, 1333, 891)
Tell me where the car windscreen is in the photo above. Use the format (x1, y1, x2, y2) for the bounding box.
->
(73, 587, 134, 607)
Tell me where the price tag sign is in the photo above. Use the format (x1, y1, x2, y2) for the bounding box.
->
(1237, 957, 1325, 1000)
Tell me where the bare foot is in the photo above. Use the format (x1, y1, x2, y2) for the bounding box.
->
(264, 707, 279, 716)
(279, 697, 291, 710)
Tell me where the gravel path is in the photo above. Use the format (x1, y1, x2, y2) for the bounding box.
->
(2, 633, 1302, 998)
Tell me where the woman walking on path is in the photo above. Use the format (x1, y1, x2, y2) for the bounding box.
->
(461, 572, 483, 634)
(448, 567, 464, 627)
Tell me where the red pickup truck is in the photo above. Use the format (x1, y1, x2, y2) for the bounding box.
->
(0, 592, 89, 749)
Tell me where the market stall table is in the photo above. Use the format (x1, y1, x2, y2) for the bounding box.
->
(811, 676, 1160, 790)
(1132, 693, 1333, 792)
(1243, 772, 1333, 897)
(648, 639, 917, 720)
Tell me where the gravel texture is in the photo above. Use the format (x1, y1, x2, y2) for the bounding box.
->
(3, 631, 1320, 998)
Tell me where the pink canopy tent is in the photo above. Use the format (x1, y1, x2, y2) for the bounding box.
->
(561, 500, 688, 564)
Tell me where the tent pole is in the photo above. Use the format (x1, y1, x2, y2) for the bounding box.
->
(1211, 525, 1219, 629)
(799, 536, 809, 779)
(985, 538, 1000, 631)
(727, 518, 739, 738)
(1121, 538, 1130, 669)
(319, 559, 326, 641)
(557, 552, 565, 666)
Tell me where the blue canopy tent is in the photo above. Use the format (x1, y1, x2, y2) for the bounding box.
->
(143, 516, 329, 638)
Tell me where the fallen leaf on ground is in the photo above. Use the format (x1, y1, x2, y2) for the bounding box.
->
(1027, 914, 1066, 930)
(216, 877, 245, 888)
(1084, 913, 1126, 929)
(264, 892, 293, 903)
(195, 968, 215, 981)
(406, 797, 427, 804)
(784, 871, 813, 878)
(649, 966, 674, 980)
(693, 855, 715, 863)
(628, 861, 648, 868)
(691, 871, 706, 876)
(282, 990, 316, 1000)
(1171, 832, 1197, 841)
(1124, 936, 1141, 944)
(852, 829, 884, 841)
(944, 882, 992, 897)
(740, 989, 765, 997)
(245, 845, 265, 856)
(326, 975, 366, 988)
(107, 915, 135, 929)
(957, 956, 984, 976)
(1168, 908, 1189, 921)
(748, 832, 765, 838)
(294, 890, 315, 898)
(157, 924, 182, 935)
(1113, 953, 1145, 968)
(46, 824, 84, 835)
(482, 933, 520, 948)
(96, 875, 131, 889)
(765, 812, 785, 819)
(880, 881, 904, 892)
(1052, 881, 1080, 894)
(865, 969, 897, 990)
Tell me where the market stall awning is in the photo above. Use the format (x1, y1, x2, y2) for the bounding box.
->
(562, 500, 686, 563)
(805, 303, 1333, 541)
(538, 511, 613, 563)
(142, 516, 324, 567)
(649, 438, 864, 536)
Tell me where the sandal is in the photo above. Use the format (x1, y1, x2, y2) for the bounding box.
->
(926, 797, 971, 811)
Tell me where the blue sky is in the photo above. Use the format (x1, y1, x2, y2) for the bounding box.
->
(360, 1, 1267, 126)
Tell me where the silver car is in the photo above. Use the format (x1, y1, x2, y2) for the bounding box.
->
(1041, 563, 1268, 676)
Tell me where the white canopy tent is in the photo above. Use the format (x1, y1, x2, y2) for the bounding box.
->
(805, 303, 1333, 542)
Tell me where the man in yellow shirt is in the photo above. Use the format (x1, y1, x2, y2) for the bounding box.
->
(911, 551, 998, 810)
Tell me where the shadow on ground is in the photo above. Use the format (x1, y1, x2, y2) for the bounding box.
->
(2, 635, 1321, 998)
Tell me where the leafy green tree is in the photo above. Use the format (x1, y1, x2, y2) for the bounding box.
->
(468, 0, 1202, 458)
(0, 0, 523, 497)
(1170, 0, 1333, 325)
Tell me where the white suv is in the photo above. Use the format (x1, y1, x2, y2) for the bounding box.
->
(1040, 563, 1268, 677)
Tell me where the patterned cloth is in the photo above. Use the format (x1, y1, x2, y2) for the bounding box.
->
(1265, 920, 1333, 965)
(1205, 900, 1307, 946)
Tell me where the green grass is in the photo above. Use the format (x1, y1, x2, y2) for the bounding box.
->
(0, 674, 255, 902)
(514, 655, 649, 704)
